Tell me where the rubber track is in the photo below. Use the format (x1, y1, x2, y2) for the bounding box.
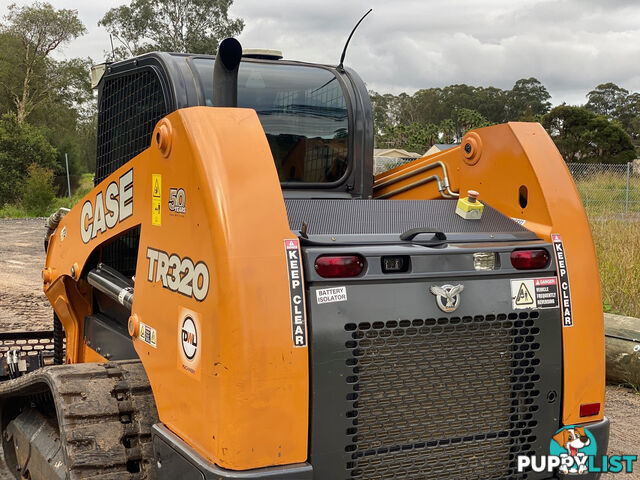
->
(0, 360, 159, 479)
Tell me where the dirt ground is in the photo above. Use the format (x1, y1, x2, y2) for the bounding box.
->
(0, 218, 52, 332)
(0, 218, 639, 478)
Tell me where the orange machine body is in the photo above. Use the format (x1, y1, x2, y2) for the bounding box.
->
(374, 122, 605, 426)
(42, 107, 309, 470)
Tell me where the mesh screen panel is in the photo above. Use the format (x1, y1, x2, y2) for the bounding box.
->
(344, 312, 542, 480)
(95, 69, 165, 277)
(96, 69, 167, 184)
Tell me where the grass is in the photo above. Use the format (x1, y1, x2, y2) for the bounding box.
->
(0, 173, 93, 218)
(590, 219, 640, 318)
(574, 172, 640, 217)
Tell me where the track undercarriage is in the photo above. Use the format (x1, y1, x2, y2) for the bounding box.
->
(0, 359, 157, 479)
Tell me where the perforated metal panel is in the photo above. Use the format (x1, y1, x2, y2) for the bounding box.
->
(344, 312, 543, 480)
(285, 199, 532, 236)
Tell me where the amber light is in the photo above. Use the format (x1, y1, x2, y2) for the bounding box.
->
(315, 255, 365, 278)
(580, 402, 600, 417)
(510, 249, 550, 270)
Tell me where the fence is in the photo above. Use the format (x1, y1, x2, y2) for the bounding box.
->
(567, 162, 640, 219)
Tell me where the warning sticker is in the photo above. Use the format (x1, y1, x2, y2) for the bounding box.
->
(152, 198, 161, 226)
(152, 174, 162, 226)
(152, 174, 161, 198)
(316, 287, 347, 304)
(511, 277, 559, 310)
(552, 234, 573, 327)
(285, 239, 307, 348)
(139, 322, 157, 348)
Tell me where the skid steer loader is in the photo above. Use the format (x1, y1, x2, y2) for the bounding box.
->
(0, 37, 609, 479)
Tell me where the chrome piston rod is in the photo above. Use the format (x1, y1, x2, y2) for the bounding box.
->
(87, 263, 134, 311)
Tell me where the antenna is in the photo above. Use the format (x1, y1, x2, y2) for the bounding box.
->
(337, 8, 372, 72)
(109, 34, 115, 60)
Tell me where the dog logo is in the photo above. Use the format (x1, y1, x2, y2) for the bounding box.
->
(550, 426, 596, 475)
(429, 284, 464, 313)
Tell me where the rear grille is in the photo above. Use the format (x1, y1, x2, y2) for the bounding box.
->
(344, 312, 542, 480)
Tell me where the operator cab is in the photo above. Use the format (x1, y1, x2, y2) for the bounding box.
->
(93, 50, 374, 199)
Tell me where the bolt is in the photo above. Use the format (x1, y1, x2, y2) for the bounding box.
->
(70, 266, 76, 279)
(547, 390, 557, 403)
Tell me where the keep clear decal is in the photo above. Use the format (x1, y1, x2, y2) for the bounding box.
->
(285, 239, 307, 348)
(511, 277, 559, 310)
(552, 234, 573, 327)
(178, 308, 201, 377)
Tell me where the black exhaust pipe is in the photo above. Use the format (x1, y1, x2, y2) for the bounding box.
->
(213, 37, 243, 107)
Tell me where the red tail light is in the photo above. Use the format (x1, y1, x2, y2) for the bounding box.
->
(315, 255, 365, 278)
(510, 249, 550, 270)
(580, 402, 600, 417)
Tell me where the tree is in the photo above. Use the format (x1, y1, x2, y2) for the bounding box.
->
(612, 91, 640, 144)
(439, 119, 456, 144)
(585, 82, 629, 119)
(99, 0, 244, 60)
(22, 163, 55, 216)
(507, 78, 551, 120)
(0, 113, 56, 205)
(453, 108, 491, 142)
(1, 2, 85, 123)
(542, 105, 636, 164)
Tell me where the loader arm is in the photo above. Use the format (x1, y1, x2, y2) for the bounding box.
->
(41, 107, 309, 471)
(373, 122, 605, 426)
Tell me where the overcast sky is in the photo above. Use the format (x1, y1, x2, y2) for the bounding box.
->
(3, 0, 640, 105)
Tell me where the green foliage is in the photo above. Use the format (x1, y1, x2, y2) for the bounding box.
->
(370, 77, 551, 151)
(0, 113, 56, 205)
(507, 77, 551, 119)
(2, 2, 86, 123)
(542, 105, 636, 164)
(585, 83, 629, 118)
(22, 163, 54, 216)
(0, 3, 94, 186)
(99, 0, 244, 60)
(0, 203, 28, 218)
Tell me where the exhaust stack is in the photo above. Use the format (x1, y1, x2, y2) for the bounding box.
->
(213, 37, 243, 107)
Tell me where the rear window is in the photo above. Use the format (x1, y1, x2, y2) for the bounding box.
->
(192, 59, 349, 183)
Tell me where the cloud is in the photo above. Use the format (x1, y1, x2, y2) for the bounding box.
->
(2, 0, 640, 106)
(230, 0, 640, 105)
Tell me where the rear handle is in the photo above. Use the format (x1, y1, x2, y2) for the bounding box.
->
(400, 228, 447, 243)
